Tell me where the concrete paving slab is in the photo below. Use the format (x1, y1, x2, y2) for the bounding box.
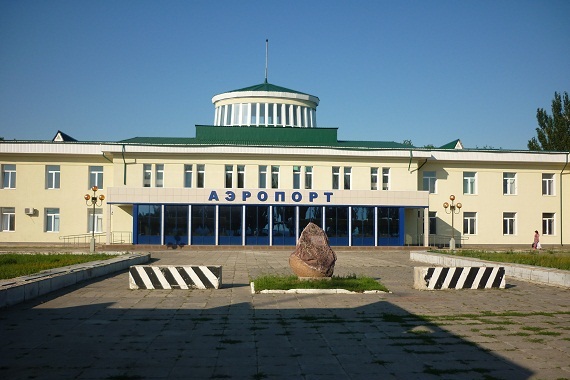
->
(0, 248, 569, 379)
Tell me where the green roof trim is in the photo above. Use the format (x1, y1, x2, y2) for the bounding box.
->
(118, 126, 411, 149)
(439, 139, 463, 149)
(228, 82, 311, 96)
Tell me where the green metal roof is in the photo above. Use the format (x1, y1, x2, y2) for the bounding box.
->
(118, 125, 411, 149)
(228, 82, 312, 96)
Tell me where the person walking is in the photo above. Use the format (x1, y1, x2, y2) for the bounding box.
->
(533, 230, 541, 250)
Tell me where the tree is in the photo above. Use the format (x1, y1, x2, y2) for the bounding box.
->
(528, 91, 570, 151)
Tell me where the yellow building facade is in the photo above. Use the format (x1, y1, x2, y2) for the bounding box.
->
(1, 82, 568, 248)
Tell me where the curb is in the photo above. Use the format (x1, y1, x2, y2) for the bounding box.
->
(410, 251, 570, 289)
(250, 282, 388, 294)
(0, 253, 151, 308)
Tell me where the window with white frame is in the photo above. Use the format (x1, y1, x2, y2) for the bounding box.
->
(225, 165, 233, 188)
(237, 165, 245, 188)
(1, 207, 15, 231)
(463, 172, 477, 195)
(304, 166, 313, 190)
(184, 164, 193, 188)
(197, 164, 205, 188)
(332, 167, 340, 190)
(46, 208, 60, 232)
(542, 173, 554, 195)
(423, 171, 436, 193)
(143, 164, 152, 187)
(343, 167, 352, 190)
(503, 212, 516, 235)
(542, 213, 555, 235)
(371, 168, 378, 190)
(463, 212, 477, 235)
(46, 165, 60, 189)
(503, 172, 516, 195)
(293, 166, 301, 190)
(89, 166, 104, 189)
(155, 164, 164, 187)
(382, 168, 390, 190)
(88, 209, 103, 233)
(271, 166, 279, 189)
(258, 165, 267, 189)
(1, 164, 16, 189)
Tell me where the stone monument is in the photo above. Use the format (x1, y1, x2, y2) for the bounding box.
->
(289, 222, 337, 277)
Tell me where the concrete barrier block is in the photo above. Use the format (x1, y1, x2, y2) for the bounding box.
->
(414, 266, 505, 290)
(129, 265, 222, 290)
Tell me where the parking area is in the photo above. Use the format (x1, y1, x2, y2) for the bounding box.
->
(1, 248, 569, 379)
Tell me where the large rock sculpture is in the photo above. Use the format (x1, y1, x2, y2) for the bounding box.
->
(289, 222, 337, 277)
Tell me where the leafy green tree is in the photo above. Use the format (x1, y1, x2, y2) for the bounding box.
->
(528, 91, 570, 151)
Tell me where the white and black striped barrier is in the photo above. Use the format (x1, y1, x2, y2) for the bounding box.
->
(129, 265, 222, 290)
(414, 266, 505, 290)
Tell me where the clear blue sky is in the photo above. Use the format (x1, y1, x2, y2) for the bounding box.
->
(1, 1, 569, 149)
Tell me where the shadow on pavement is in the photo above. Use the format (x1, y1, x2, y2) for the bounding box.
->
(0, 294, 532, 379)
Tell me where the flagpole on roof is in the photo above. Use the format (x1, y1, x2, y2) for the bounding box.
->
(265, 39, 268, 84)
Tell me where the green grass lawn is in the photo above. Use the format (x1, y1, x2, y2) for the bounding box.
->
(252, 274, 389, 293)
(0, 253, 115, 280)
(431, 250, 570, 270)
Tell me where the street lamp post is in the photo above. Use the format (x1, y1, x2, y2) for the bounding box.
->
(443, 194, 462, 250)
(84, 186, 105, 253)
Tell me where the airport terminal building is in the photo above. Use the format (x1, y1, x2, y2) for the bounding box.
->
(1, 81, 569, 247)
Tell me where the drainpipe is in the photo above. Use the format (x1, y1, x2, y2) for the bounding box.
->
(122, 145, 127, 185)
(561, 152, 569, 246)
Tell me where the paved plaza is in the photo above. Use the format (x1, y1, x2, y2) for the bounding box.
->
(1, 248, 569, 379)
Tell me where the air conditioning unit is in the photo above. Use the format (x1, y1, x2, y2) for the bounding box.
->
(24, 208, 35, 215)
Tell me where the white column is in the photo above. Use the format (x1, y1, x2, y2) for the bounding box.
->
(424, 207, 429, 247)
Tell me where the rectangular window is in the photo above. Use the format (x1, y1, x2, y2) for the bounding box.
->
(382, 168, 390, 190)
(46, 208, 60, 232)
(332, 167, 340, 190)
(542, 173, 554, 195)
(542, 213, 555, 235)
(304, 166, 313, 190)
(251, 104, 257, 125)
(184, 164, 193, 188)
(259, 103, 266, 124)
(1, 164, 16, 189)
(225, 165, 233, 188)
(46, 165, 60, 189)
(1, 207, 15, 231)
(89, 166, 104, 189)
(503, 172, 516, 195)
(463, 212, 477, 235)
(259, 165, 267, 189)
(503, 212, 516, 235)
(88, 209, 103, 233)
(197, 164, 205, 188)
(237, 165, 245, 188)
(429, 211, 437, 235)
(293, 166, 301, 189)
(271, 165, 279, 189)
(463, 172, 477, 195)
(285, 105, 291, 126)
(268, 103, 274, 124)
(241, 103, 248, 125)
(343, 167, 352, 190)
(143, 164, 152, 187)
(276, 104, 282, 125)
(423, 171, 436, 194)
(155, 164, 164, 187)
(371, 168, 378, 190)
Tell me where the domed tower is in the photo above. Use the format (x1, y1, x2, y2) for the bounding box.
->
(211, 81, 320, 128)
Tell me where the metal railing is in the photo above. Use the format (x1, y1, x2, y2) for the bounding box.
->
(59, 231, 132, 245)
(59, 233, 106, 245)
